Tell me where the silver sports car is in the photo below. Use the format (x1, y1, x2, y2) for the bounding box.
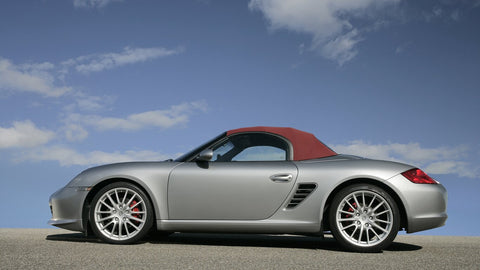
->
(49, 127, 447, 252)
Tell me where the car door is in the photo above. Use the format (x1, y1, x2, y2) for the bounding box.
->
(167, 133, 298, 220)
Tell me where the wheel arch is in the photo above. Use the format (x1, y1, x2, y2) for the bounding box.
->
(321, 178, 408, 232)
(82, 177, 158, 236)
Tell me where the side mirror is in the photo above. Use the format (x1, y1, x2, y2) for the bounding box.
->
(196, 149, 213, 161)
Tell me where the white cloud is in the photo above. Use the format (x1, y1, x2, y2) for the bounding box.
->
(63, 124, 89, 142)
(420, 2, 480, 22)
(21, 146, 170, 166)
(0, 120, 55, 149)
(423, 6, 444, 22)
(68, 46, 185, 73)
(424, 161, 477, 178)
(332, 140, 477, 178)
(0, 58, 72, 97)
(2, 101, 208, 165)
(67, 100, 208, 131)
(450, 9, 461, 21)
(395, 41, 412, 54)
(1, 46, 181, 98)
(67, 92, 116, 112)
(19, 62, 55, 71)
(249, 0, 400, 65)
(75, 95, 108, 111)
(73, 0, 123, 8)
(433, 6, 443, 17)
(320, 29, 363, 66)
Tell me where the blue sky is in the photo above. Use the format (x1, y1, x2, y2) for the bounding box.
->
(0, 0, 479, 236)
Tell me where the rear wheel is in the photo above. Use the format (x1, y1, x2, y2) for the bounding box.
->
(89, 182, 153, 244)
(329, 184, 400, 252)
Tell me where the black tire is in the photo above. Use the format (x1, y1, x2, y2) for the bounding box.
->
(329, 184, 400, 252)
(89, 182, 154, 244)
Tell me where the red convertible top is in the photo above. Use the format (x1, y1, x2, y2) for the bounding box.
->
(227, 126, 337, 161)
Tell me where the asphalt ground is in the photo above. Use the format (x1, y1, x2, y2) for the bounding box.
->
(1, 229, 478, 269)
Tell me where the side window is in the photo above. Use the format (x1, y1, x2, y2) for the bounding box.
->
(211, 133, 289, 162)
(232, 146, 286, 161)
(211, 141, 234, 162)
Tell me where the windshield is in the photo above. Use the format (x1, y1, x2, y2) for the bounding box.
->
(174, 132, 226, 162)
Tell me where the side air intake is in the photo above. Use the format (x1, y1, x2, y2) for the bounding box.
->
(286, 183, 317, 209)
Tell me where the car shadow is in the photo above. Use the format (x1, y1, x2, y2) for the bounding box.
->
(46, 232, 100, 243)
(46, 232, 422, 252)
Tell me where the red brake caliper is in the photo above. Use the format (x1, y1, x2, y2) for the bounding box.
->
(346, 202, 357, 218)
(130, 200, 140, 224)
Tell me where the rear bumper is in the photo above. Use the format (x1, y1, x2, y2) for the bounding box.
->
(387, 174, 448, 233)
(406, 214, 447, 233)
(48, 186, 89, 232)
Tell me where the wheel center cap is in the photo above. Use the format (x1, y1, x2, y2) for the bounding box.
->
(116, 205, 127, 217)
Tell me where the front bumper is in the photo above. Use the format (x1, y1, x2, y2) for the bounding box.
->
(48, 186, 90, 232)
(388, 174, 448, 233)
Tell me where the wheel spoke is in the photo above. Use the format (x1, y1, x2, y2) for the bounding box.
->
(97, 215, 114, 222)
(101, 219, 114, 230)
(349, 225, 359, 238)
(375, 209, 390, 216)
(338, 217, 356, 222)
(126, 193, 135, 206)
(371, 222, 389, 233)
(372, 201, 385, 212)
(118, 220, 123, 238)
(368, 195, 376, 208)
(129, 200, 143, 210)
(353, 194, 361, 209)
(96, 210, 113, 214)
(127, 220, 140, 231)
(128, 215, 145, 223)
(345, 200, 356, 210)
(122, 189, 128, 204)
(358, 226, 364, 243)
(366, 228, 370, 245)
(341, 222, 357, 230)
(124, 222, 130, 238)
(115, 189, 121, 204)
(111, 222, 118, 237)
(106, 193, 116, 206)
(370, 227, 381, 239)
(376, 219, 392, 224)
(100, 200, 113, 209)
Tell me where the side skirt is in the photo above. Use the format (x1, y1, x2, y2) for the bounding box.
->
(157, 219, 321, 234)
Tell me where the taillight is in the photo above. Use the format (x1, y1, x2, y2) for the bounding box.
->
(401, 168, 438, 184)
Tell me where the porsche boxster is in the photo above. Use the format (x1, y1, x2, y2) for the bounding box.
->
(49, 126, 447, 252)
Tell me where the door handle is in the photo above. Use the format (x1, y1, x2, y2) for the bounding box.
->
(270, 174, 293, 182)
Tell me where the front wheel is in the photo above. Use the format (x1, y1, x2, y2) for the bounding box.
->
(89, 182, 154, 244)
(329, 184, 400, 252)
